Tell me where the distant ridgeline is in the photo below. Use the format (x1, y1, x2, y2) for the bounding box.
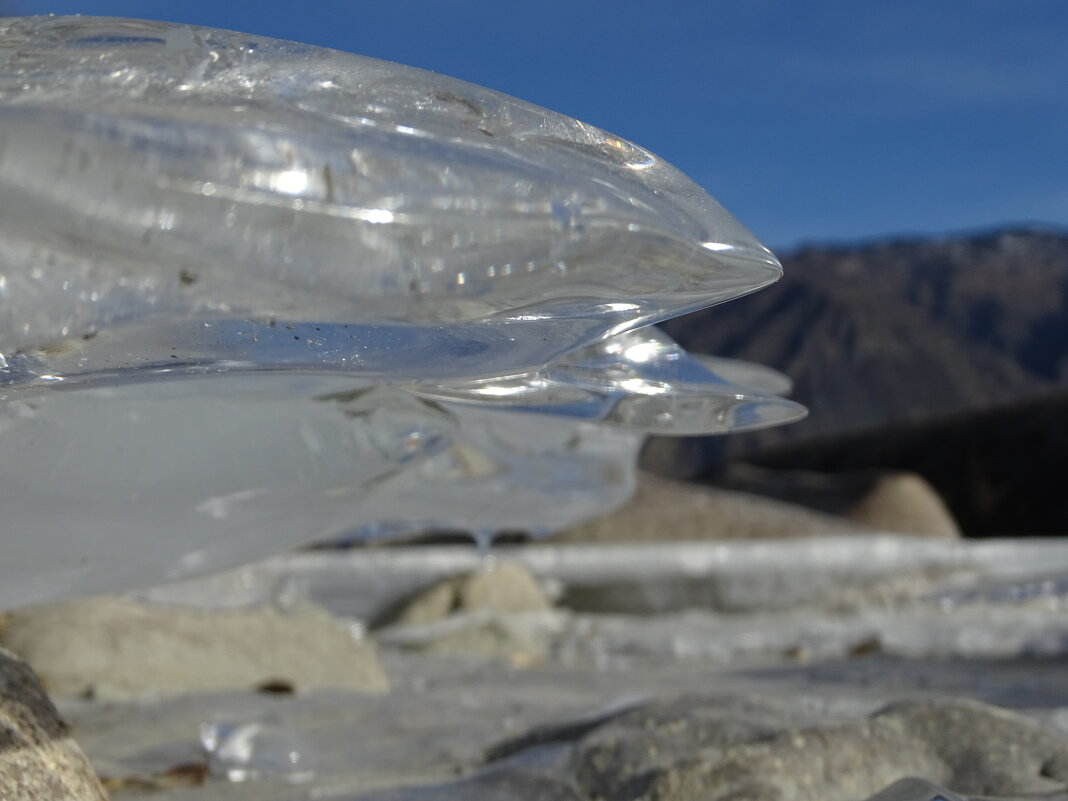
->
(644, 227, 1068, 536)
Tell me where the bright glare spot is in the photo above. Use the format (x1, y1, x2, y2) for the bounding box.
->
(157, 209, 176, 231)
(273, 169, 309, 195)
(622, 341, 663, 363)
(359, 208, 394, 224)
(619, 377, 666, 394)
(469, 382, 535, 397)
(602, 135, 654, 169)
(702, 241, 733, 252)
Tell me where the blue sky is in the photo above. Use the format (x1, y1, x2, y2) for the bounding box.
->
(7, 1, 1068, 249)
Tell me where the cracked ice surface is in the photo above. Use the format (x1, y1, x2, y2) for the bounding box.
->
(0, 17, 804, 606)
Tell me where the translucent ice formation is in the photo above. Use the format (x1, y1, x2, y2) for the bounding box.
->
(200, 714, 315, 784)
(0, 17, 805, 607)
(200, 713, 316, 786)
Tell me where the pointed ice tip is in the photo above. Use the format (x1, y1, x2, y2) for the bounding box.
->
(702, 241, 738, 252)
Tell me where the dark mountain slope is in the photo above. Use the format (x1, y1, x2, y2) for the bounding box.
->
(647, 227, 1068, 472)
(725, 390, 1068, 537)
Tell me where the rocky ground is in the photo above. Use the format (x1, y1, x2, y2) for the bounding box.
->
(3, 474, 1068, 800)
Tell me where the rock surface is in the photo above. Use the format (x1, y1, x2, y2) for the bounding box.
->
(554, 473, 883, 543)
(845, 472, 961, 538)
(381, 613, 551, 667)
(0, 596, 388, 699)
(375, 561, 555, 665)
(381, 561, 553, 627)
(566, 694, 1068, 801)
(0, 647, 107, 800)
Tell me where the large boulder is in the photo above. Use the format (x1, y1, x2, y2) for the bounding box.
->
(555, 473, 879, 544)
(566, 694, 1068, 801)
(845, 471, 961, 538)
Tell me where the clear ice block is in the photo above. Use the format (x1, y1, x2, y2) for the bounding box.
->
(0, 17, 805, 606)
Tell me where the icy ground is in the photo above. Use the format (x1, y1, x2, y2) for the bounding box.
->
(56, 536, 1068, 801)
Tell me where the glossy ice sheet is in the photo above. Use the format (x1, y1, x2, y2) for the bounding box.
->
(0, 17, 803, 605)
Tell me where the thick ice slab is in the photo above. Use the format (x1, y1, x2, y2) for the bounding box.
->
(0, 15, 780, 374)
(0, 17, 803, 606)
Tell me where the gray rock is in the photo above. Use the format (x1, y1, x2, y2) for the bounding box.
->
(373, 561, 556, 665)
(378, 612, 552, 667)
(0, 595, 388, 699)
(567, 694, 1068, 801)
(0, 647, 107, 800)
(353, 750, 581, 801)
(554, 473, 880, 544)
(690, 466, 961, 540)
(381, 561, 553, 627)
(879, 698, 1068, 794)
(845, 472, 960, 539)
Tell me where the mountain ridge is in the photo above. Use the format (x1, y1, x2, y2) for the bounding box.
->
(650, 225, 1068, 465)
(644, 226, 1068, 535)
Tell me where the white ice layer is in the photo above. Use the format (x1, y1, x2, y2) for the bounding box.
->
(0, 17, 805, 606)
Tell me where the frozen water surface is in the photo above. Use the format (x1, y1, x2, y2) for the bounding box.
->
(0, 16, 804, 606)
(60, 537, 1068, 801)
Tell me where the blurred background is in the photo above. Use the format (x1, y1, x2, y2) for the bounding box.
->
(5, 1, 1067, 536)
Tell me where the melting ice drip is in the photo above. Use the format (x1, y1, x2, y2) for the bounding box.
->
(0, 17, 805, 608)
